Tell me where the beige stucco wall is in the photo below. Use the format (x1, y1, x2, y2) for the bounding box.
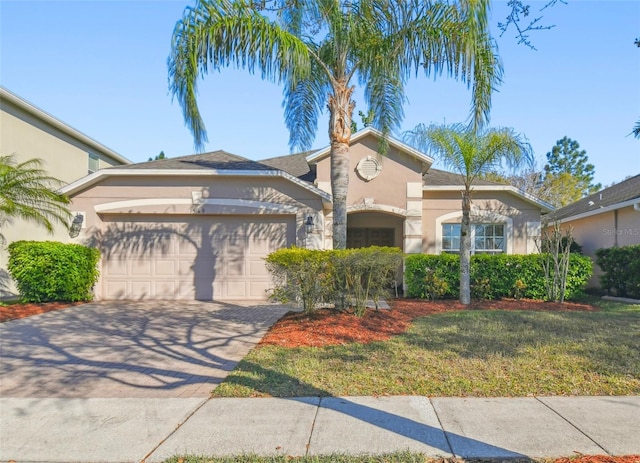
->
(70, 174, 324, 248)
(314, 134, 424, 211)
(1, 99, 123, 183)
(0, 97, 128, 297)
(555, 205, 640, 288)
(422, 190, 542, 255)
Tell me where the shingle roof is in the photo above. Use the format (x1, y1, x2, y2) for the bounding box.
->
(117, 150, 273, 171)
(258, 151, 317, 182)
(423, 168, 504, 186)
(545, 174, 640, 221)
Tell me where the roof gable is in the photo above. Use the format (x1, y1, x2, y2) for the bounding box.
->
(305, 127, 434, 169)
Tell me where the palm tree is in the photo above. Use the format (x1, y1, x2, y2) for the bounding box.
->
(169, 0, 501, 249)
(404, 123, 533, 304)
(0, 155, 71, 243)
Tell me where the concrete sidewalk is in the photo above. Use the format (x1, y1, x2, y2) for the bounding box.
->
(1, 395, 638, 462)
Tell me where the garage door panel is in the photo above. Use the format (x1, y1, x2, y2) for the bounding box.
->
(105, 260, 128, 276)
(224, 258, 245, 277)
(105, 280, 128, 299)
(155, 281, 176, 298)
(249, 281, 270, 298)
(225, 281, 248, 298)
(131, 261, 152, 276)
(131, 281, 152, 299)
(100, 215, 294, 301)
(155, 260, 175, 276)
(249, 259, 268, 276)
(176, 281, 196, 299)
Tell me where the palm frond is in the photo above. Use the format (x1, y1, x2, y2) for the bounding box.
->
(403, 123, 532, 189)
(0, 155, 71, 242)
(283, 56, 331, 152)
(404, 0, 500, 130)
(168, 0, 311, 151)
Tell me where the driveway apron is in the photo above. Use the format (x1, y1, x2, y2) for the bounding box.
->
(0, 301, 290, 398)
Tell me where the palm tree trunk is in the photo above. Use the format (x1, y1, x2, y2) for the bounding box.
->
(460, 190, 472, 304)
(328, 81, 355, 250)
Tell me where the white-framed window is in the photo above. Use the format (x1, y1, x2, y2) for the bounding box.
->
(88, 152, 99, 174)
(442, 223, 505, 254)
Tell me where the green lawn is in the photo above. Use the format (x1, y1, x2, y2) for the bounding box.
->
(212, 298, 640, 398)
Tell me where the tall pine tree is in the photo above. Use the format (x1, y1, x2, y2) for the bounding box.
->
(543, 137, 601, 207)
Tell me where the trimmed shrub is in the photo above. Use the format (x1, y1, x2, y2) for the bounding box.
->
(8, 241, 100, 302)
(405, 254, 458, 299)
(265, 248, 333, 313)
(331, 247, 403, 315)
(405, 253, 592, 301)
(595, 245, 640, 299)
(266, 246, 402, 316)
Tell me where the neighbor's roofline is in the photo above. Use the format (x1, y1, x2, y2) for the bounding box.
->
(305, 127, 434, 167)
(546, 198, 640, 224)
(60, 168, 333, 205)
(423, 185, 555, 212)
(0, 86, 132, 166)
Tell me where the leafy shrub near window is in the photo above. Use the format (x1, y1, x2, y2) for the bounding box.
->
(405, 253, 592, 301)
(595, 245, 640, 299)
(265, 246, 402, 316)
(404, 253, 459, 299)
(8, 241, 100, 302)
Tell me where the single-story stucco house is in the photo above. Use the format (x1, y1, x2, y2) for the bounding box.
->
(63, 128, 553, 301)
(0, 86, 131, 298)
(544, 174, 640, 288)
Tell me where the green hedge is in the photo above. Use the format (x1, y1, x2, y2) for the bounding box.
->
(8, 241, 100, 302)
(265, 246, 402, 315)
(405, 253, 592, 301)
(595, 245, 640, 299)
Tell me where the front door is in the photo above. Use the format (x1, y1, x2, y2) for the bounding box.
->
(346, 228, 394, 248)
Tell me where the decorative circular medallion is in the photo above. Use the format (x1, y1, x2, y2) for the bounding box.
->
(356, 155, 382, 181)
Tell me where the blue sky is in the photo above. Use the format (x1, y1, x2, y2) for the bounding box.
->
(1, 0, 638, 187)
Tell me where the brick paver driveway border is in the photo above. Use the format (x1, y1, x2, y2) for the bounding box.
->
(0, 301, 291, 398)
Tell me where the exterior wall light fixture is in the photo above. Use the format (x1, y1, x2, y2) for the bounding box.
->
(305, 215, 314, 234)
(69, 213, 84, 238)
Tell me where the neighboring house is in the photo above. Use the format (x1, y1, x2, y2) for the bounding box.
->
(0, 87, 131, 297)
(543, 174, 640, 288)
(63, 128, 552, 301)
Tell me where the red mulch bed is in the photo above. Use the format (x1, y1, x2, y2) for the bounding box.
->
(554, 457, 640, 463)
(0, 301, 82, 322)
(259, 298, 598, 348)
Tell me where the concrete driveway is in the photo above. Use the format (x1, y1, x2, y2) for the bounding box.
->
(0, 301, 290, 398)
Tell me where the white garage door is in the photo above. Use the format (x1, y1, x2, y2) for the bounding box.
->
(99, 215, 295, 301)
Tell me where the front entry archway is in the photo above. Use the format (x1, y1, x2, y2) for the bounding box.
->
(346, 212, 404, 249)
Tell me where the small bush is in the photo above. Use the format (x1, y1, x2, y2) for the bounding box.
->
(265, 248, 332, 312)
(405, 253, 592, 301)
(595, 245, 640, 299)
(8, 241, 100, 302)
(266, 246, 402, 316)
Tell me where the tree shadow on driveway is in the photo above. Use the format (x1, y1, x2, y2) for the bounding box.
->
(0, 301, 290, 397)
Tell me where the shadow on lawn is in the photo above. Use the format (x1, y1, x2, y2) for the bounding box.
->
(219, 361, 533, 459)
(398, 308, 640, 377)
